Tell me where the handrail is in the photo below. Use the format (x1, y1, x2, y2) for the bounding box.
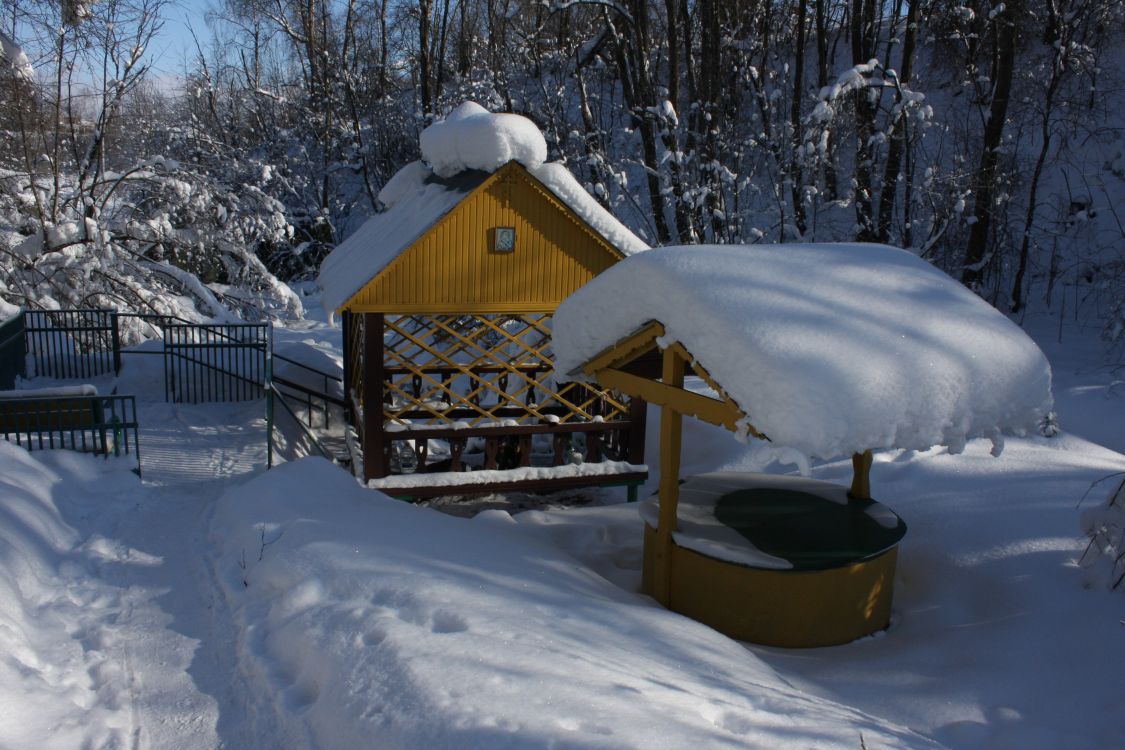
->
(272, 374, 347, 407)
(273, 352, 343, 384)
(266, 383, 337, 467)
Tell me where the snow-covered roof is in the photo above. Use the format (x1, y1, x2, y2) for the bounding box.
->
(554, 243, 1054, 460)
(420, 101, 547, 178)
(319, 101, 648, 313)
(527, 162, 648, 258)
(318, 165, 481, 313)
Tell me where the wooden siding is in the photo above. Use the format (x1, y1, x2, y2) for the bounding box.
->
(344, 163, 625, 313)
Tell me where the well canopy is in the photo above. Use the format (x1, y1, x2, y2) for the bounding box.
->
(553, 243, 1053, 461)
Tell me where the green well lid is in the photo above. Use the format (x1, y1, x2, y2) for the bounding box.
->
(713, 488, 907, 572)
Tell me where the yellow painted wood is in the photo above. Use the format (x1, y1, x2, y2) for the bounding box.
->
(641, 523, 898, 647)
(341, 162, 627, 314)
(850, 450, 873, 499)
(579, 321, 665, 377)
(595, 366, 742, 431)
(577, 322, 901, 648)
(583, 333, 767, 440)
(668, 342, 770, 440)
(651, 347, 686, 607)
(381, 313, 630, 427)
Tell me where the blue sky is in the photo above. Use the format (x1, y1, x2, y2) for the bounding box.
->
(147, 0, 211, 79)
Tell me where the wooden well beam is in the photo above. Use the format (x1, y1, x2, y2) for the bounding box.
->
(652, 345, 686, 607)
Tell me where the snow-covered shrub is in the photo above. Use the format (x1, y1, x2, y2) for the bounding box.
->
(0, 159, 302, 332)
(1079, 476, 1125, 591)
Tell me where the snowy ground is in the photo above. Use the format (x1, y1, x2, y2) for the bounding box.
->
(1, 300, 1122, 749)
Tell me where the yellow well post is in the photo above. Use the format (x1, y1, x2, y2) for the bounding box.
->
(653, 346, 686, 606)
(850, 450, 873, 500)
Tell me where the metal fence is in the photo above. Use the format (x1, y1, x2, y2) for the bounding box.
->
(15, 310, 273, 404)
(163, 323, 270, 403)
(0, 394, 141, 474)
(0, 313, 25, 389)
(22, 309, 118, 380)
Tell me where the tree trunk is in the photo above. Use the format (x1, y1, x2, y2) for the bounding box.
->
(962, 9, 1017, 288)
(874, 0, 918, 243)
(418, 0, 434, 119)
(790, 0, 808, 236)
(850, 0, 877, 242)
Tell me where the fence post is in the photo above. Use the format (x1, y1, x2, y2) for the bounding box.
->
(111, 312, 121, 374)
(265, 356, 274, 469)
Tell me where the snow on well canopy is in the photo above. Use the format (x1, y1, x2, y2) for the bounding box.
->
(554, 243, 1053, 461)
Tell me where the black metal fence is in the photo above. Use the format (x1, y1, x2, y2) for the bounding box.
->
(0, 313, 25, 389)
(14, 310, 273, 404)
(23, 309, 118, 380)
(0, 393, 141, 474)
(163, 323, 270, 403)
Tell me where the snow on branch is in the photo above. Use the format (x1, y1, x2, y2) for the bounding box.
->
(1080, 475, 1125, 592)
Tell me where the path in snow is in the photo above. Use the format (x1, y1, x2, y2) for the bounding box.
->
(44, 397, 276, 749)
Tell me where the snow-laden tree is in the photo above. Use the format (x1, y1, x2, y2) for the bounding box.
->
(0, 0, 304, 329)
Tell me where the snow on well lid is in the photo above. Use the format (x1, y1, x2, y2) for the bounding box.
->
(553, 243, 1054, 461)
(420, 101, 547, 178)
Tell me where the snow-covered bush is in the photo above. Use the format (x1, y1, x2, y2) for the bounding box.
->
(0, 0, 303, 331)
(0, 158, 302, 331)
(1080, 476, 1125, 591)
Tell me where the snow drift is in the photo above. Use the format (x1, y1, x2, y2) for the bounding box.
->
(209, 457, 940, 749)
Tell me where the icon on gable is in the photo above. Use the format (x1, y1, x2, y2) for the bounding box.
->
(493, 226, 516, 253)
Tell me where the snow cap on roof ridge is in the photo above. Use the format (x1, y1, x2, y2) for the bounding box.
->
(420, 101, 547, 179)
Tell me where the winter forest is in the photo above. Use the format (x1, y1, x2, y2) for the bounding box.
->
(0, 0, 1123, 349)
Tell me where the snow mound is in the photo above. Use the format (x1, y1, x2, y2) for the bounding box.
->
(0, 444, 134, 749)
(554, 243, 1053, 460)
(420, 101, 547, 178)
(210, 457, 942, 749)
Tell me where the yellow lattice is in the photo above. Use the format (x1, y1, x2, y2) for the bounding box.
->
(381, 313, 630, 427)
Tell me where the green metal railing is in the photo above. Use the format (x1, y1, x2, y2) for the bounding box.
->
(0, 394, 141, 474)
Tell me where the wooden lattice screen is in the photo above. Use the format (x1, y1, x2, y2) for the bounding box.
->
(383, 313, 630, 425)
(346, 311, 646, 492)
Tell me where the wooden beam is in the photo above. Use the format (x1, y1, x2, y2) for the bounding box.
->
(579, 321, 665, 377)
(850, 450, 873, 500)
(379, 471, 649, 500)
(652, 346, 686, 607)
(627, 396, 647, 465)
(595, 366, 742, 432)
(363, 312, 388, 482)
(342, 312, 354, 426)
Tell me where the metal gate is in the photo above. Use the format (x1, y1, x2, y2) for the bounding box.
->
(163, 323, 270, 403)
(0, 313, 26, 389)
(22, 309, 118, 380)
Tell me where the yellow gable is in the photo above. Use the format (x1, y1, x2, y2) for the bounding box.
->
(342, 162, 627, 314)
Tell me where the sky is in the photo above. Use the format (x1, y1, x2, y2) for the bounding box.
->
(147, 0, 211, 80)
